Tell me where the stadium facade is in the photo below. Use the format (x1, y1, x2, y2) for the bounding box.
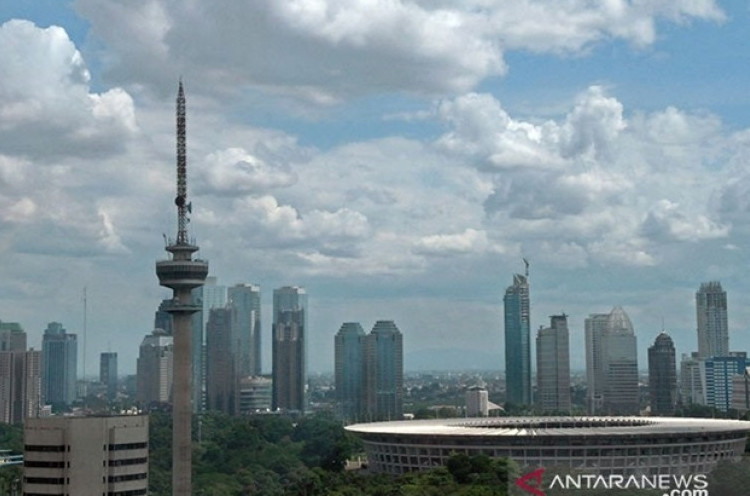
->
(346, 416, 749, 476)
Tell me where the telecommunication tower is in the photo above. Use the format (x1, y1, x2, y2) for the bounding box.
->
(155, 81, 208, 496)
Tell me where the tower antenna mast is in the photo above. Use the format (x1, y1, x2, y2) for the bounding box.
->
(155, 80, 208, 496)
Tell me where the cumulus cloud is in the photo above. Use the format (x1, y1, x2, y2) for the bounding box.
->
(198, 147, 297, 195)
(414, 228, 489, 256)
(641, 199, 728, 242)
(0, 20, 137, 159)
(75, 0, 723, 100)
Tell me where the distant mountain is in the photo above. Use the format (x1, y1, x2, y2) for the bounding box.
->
(405, 348, 500, 372)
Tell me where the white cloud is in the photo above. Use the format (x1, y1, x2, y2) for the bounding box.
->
(0, 20, 138, 159)
(198, 147, 297, 195)
(415, 228, 489, 256)
(75, 0, 723, 100)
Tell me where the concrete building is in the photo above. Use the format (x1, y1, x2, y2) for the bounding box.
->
(365, 320, 404, 420)
(228, 283, 262, 377)
(585, 307, 638, 415)
(100, 352, 118, 402)
(535, 314, 571, 413)
(696, 281, 728, 359)
(272, 286, 307, 413)
(0, 322, 26, 351)
(466, 386, 489, 417)
(0, 348, 41, 424)
(41, 322, 77, 406)
(680, 352, 704, 406)
(206, 306, 238, 415)
(136, 330, 173, 406)
(347, 417, 750, 476)
(647, 332, 677, 415)
(335, 322, 367, 421)
(23, 415, 148, 496)
(239, 376, 272, 414)
(504, 270, 531, 406)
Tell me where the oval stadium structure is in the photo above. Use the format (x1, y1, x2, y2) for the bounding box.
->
(346, 416, 750, 476)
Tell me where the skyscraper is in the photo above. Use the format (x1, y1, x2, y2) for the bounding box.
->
(585, 312, 609, 414)
(205, 307, 238, 415)
(272, 286, 307, 412)
(702, 353, 747, 412)
(585, 307, 639, 415)
(191, 276, 228, 413)
(0, 328, 41, 425)
(136, 330, 173, 406)
(536, 314, 571, 413)
(696, 281, 728, 358)
(41, 322, 77, 406)
(365, 320, 404, 420)
(504, 270, 531, 406)
(334, 322, 367, 420)
(228, 283, 262, 377)
(154, 81, 208, 496)
(99, 352, 118, 402)
(648, 332, 677, 415)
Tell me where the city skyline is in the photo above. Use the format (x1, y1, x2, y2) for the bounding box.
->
(6, 2, 750, 375)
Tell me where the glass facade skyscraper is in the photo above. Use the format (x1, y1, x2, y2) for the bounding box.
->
(696, 281, 728, 358)
(272, 286, 307, 412)
(504, 273, 531, 405)
(366, 320, 403, 420)
(648, 332, 677, 415)
(41, 322, 77, 406)
(536, 314, 571, 413)
(334, 322, 367, 421)
(228, 284, 262, 377)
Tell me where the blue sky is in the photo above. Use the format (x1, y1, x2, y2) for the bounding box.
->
(1, 0, 749, 375)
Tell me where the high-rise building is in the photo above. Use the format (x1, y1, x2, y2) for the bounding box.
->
(206, 307, 238, 415)
(24, 415, 149, 496)
(696, 281, 728, 358)
(136, 330, 173, 406)
(365, 320, 404, 420)
(41, 322, 77, 406)
(0, 345, 41, 424)
(702, 353, 747, 412)
(536, 315, 571, 413)
(228, 283, 262, 377)
(334, 322, 367, 421)
(585, 307, 638, 415)
(504, 271, 531, 406)
(0, 322, 26, 351)
(680, 352, 704, 406)
(647, 332, 677, 415)
(585, 312, 609, 414)
(100, 352, 118, 402)
(155, 81, 209, 496)
(191, 277, 228, 413)
(272, 286, 307, 412)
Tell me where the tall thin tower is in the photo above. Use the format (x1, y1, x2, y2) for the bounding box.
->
(155, 81, 208, 496)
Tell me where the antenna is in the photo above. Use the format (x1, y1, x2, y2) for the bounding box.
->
(523, 257, 529, 278)
(83, 286, 87, 383)
(175, 80, 189, 245)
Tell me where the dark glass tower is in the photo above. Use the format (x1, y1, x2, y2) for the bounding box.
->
(504, 273, 531, 406)
(648, 332, 677, 415)
(272, 286, 307, 412)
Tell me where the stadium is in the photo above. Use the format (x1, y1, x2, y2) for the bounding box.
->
(346, 416, 750, 476)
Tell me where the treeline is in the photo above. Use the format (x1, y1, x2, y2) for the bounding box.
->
(149, 411, 515, 495)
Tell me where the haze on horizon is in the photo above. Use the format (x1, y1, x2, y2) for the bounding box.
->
(1, 1, 750, 375)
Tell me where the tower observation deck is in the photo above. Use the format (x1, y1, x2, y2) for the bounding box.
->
(155, 81, 208, 496)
